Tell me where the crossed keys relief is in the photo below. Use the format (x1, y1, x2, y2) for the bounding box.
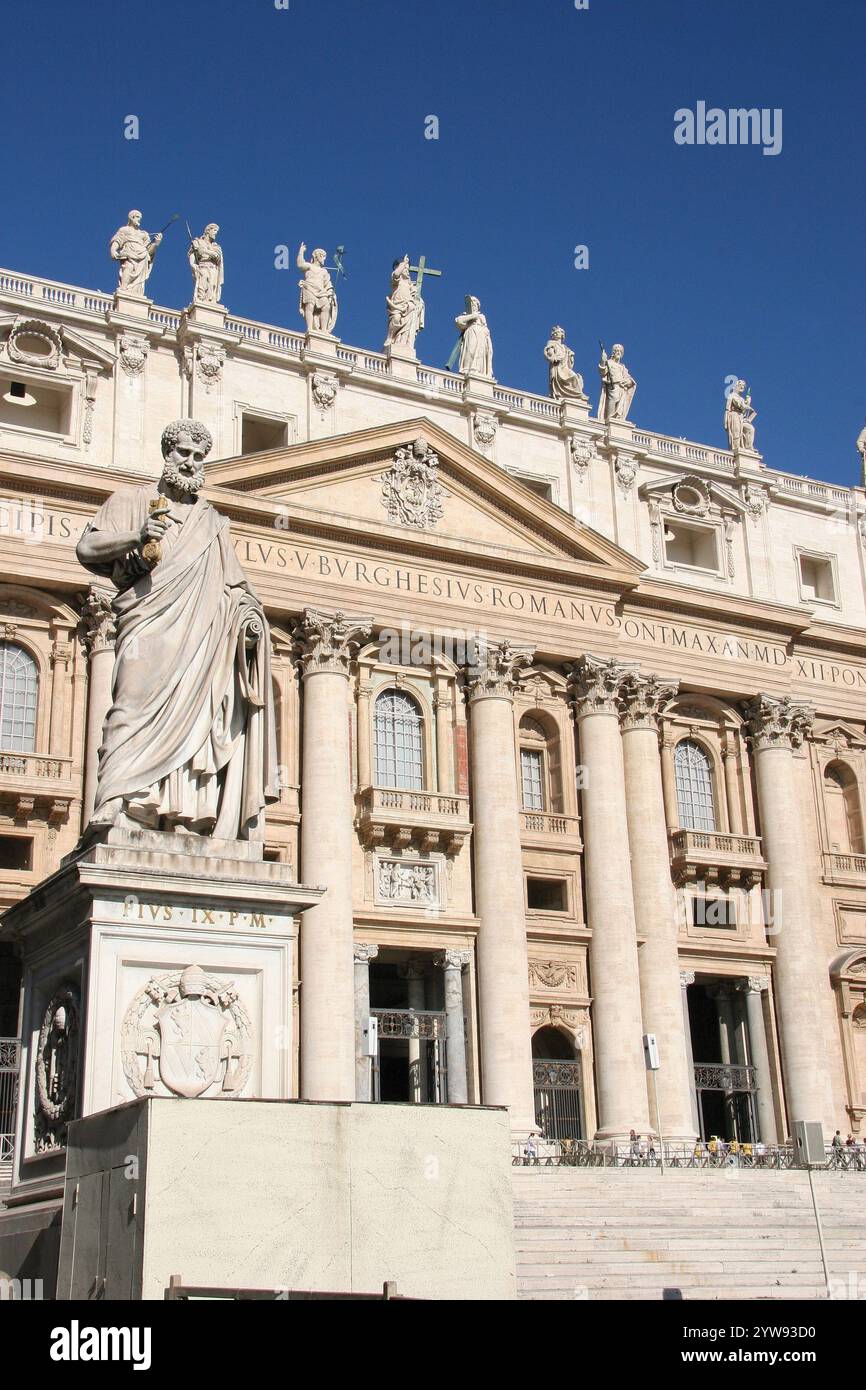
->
(121, 964, 253, 1099)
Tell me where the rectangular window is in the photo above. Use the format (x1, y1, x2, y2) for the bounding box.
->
(691, 896, 736, 929)
(0, 376, 73, 437)
(520, 749, 545, 810)
(663, 520, 720, 572)
(241, 413, 289, 455)
(526, 878, 567, 913)
(0, 836, 32, 871)
(798, 553, 835, 604)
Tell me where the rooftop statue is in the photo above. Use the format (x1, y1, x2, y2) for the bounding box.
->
(856, 421, 866, 486)
(109, 210, 163, 296)
(544, 326, 588, 403)
(76, 419, 279, 840)
(455, 296, 493, 377)
(385, 255, 424, 351)
(189, 223, 224, 305)
(724, 379, 757, 453)
(597, 342, 636, 422)
(296, 242, 338, 334)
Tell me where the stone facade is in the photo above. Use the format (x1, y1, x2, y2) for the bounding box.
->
(0, 263, 865, 1145)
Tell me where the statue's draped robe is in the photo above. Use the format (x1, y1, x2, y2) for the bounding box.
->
(598, 360, 636, 422)
(110, 227, 153, 295)
(81, 487, 278, 839)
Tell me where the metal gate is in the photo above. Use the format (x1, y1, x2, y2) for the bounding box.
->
(533, 1060, 583, 1142)
(0, 1038, 21, 1174)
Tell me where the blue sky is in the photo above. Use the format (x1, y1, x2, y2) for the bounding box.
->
(1, 0, 862, 484)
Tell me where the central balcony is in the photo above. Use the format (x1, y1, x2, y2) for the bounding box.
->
(356, 786, 472, 855)
(520, 810, 582, 853)
(669, 829, 767, 890)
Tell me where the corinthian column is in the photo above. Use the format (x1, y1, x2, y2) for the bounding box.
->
(79, 587, 117, 825)
(620, 673, 697, 1139)
(744, 695, 834, 1132)
(296, 608, 372, 1101)
(568, 655, 650, 1140)
(466, 639, 537, 1134)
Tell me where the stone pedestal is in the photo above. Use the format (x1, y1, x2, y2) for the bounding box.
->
(0, 827, 323, 1206)
(111, 289, 151, 320)
(384, 343, 418, 381)
(186, 300, 229, 330)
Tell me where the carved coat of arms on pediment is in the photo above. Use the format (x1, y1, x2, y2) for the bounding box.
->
(380, 436, 445, 530)
(121, 964, 253, 1099)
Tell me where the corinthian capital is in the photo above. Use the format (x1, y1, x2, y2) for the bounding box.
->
(618, 672, 679, 731)
(79, 586, 116, 657)
(567, 653, 639, 717)
(295, 608, 372, 676)
(353, 942, 379, 964)
(465, 639, 535, 701)
(744, 694, 814, 750)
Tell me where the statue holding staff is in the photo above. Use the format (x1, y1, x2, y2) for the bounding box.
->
(296, 243, 338, 333)
(109, 210, 163, 295)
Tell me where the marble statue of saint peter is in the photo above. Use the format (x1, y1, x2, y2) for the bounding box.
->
(76, 420, 279, 839)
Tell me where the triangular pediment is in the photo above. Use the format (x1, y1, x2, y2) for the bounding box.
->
(207, 418, 645, 592)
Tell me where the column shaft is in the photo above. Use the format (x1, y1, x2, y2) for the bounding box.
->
(298, 610, 372, 1103)
(570, 657, 650, 1140)
(354, 943, 378, 1101)
(621, 674, 697, 1139)
(742, 979, 778, 1143)
(746, 696, 834, 1132)
(439, 951, 470, 1104)
(468, 641, 536, 1134)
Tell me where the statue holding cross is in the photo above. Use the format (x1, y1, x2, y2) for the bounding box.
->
(385, 253, 442, 353)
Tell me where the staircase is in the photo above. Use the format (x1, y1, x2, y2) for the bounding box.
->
(513, 1166, 866, 1300)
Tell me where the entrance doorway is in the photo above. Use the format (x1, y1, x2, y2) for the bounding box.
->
(531, 1026, 584, 1142)
(369, 957, 446, 1103)
(687, 979, 759, 1142)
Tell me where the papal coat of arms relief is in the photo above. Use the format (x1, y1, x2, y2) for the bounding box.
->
(121, 964, 254, 1099)
(380, 436, 445, 530)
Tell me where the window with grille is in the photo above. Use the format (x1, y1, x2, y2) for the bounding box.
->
(374, 689, 423, 790)
(521, 748, 545, 810)
(0, 643, 37, 752)
(674, 739, 716, 832)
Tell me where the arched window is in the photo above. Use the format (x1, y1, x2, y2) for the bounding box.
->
(674, 739, 716, 832)
(374, 689, 423, 790)
(824, 762, 865, 855)
(0, 642, 37, 752)
(520, 716, 547, 811)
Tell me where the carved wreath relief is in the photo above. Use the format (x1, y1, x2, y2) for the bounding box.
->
(121, 964, 253, 1099)
(34, 985, 80, 1152)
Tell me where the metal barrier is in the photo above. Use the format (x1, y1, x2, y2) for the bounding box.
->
(0, 1039, 20, 1176)
(513, 1137, 866, 1171)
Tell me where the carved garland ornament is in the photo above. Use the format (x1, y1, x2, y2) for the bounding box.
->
(118, 334, 149, 377)
(311, 370, 338, 412)
(121, 965, 253, 1100)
